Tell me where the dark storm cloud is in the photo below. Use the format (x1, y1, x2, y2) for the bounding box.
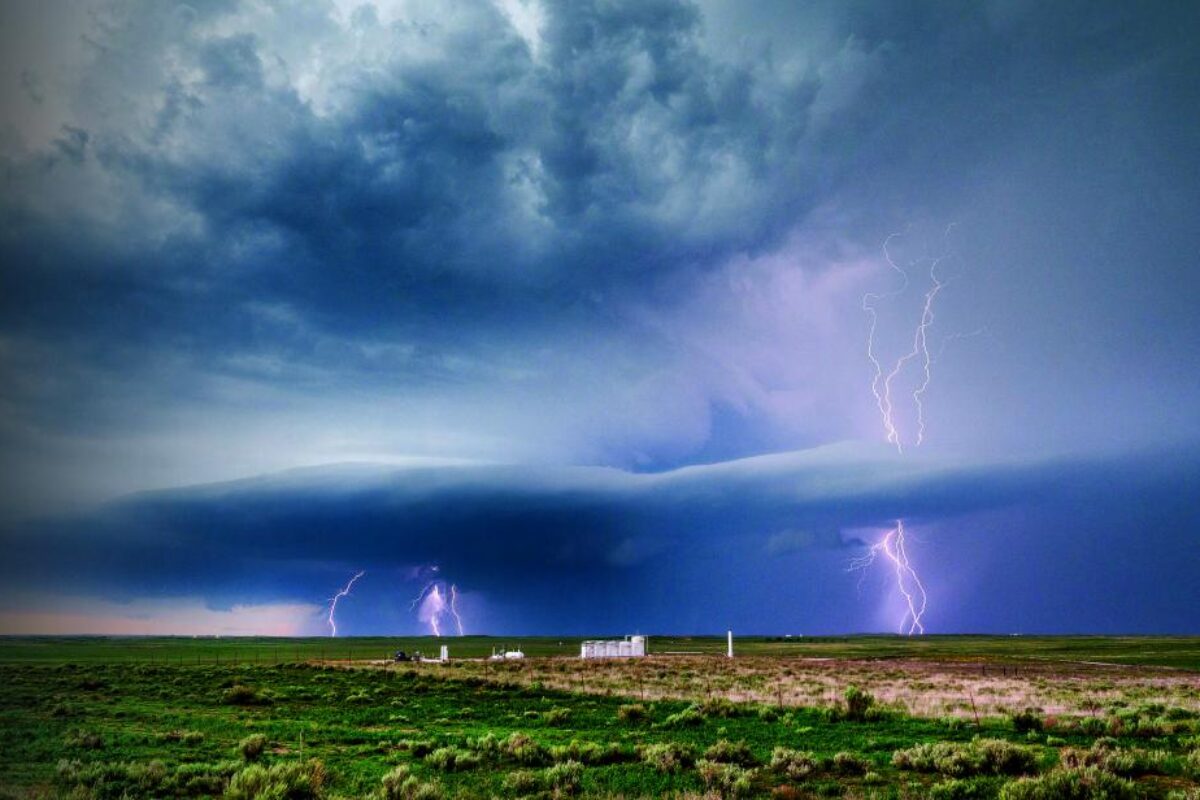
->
(5, 444, 1196, 624)
(3, 0, 1198, 498)
(1, 1, 1199, 632)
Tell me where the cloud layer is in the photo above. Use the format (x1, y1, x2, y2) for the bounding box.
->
(1, 1, 1198, 633)
(5, 443, 1197, 634)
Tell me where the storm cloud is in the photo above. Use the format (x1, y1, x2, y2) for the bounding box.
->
(4, 443, 1197, 634)
(1, 1, 1198, 633)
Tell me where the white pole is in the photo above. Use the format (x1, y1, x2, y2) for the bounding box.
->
(727, 629, 733, 658)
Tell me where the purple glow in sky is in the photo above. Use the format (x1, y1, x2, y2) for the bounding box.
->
(0, 0, 1197, 635)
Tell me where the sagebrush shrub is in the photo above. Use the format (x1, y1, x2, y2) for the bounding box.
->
(425, 746, 481, 772)
(696, 760, 754, 798)
(638, 742, 697, 773)
(225, 759, 326, 800)
(501, 769, 540, 795)
(542, 761, 583, 795)
(929, 777, 995, 800)
(239, 734, 267, 762)
(831, 751, 869, 775)
(704, 740, 758, 767)
(222, 685, 270, 706)
(543, 708, 570, 726)
(893, 739, 1037, 777)
(616, 703, 648, 724)
(1011, 708, 1044, 734)
(769, 748, 819, 781)
(843, 686, 875, 722)
(379, 765, 442, 800)
(998, 767, 1138, 800)
(502, 733, 550, 766)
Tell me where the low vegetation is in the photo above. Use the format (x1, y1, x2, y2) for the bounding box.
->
(2, 637, 1199, 798)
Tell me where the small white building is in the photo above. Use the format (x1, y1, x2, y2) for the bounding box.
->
(581, 635, 647, 659)
(489, 647, 525, 660)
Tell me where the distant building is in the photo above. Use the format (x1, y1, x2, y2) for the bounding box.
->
(580, 635, 647, 658)
(489, 647, 525, 660)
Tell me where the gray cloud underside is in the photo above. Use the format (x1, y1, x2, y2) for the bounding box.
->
(4, 442, 1195, 608)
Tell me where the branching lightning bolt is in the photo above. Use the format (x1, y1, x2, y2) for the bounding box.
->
(848, 521, 927, 635)
(326, 570, 364, 637)
(864, 227, 956, 452)
(863, 232, 911, 451)
(854, 226, 965, 635)
(409, 571, 466, 637)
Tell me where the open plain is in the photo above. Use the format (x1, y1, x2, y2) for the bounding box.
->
(2, 636, 1199, 799)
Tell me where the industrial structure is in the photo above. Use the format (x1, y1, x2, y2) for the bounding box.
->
(580, 635, 647, 658)
(489, 646, 525, 660)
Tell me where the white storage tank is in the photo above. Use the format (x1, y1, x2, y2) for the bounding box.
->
(580, 635, 649, 659)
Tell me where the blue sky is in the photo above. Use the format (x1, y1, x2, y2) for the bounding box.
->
(0, 0, 1197, 635)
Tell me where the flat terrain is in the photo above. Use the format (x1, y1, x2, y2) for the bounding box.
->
(1, 636, 1198, 799)
(3, 635, 1199, 669)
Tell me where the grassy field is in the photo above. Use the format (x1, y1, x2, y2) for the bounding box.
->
(3, 635, 1199, 669)
(1, 637, 1199, 799)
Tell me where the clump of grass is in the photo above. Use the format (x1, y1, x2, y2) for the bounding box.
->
(379, 764, 442, 800)
(1059, 742, 1173, 777)
(222, 685, 271, 706)
(843, 685, 876, 722)
(239, 734, 267, 762)
(928, 777, 997, 799)
(659, 704, 705, 728)
(696, 760, 755, 798)
(616, 703, 648, 724)
(397, 739, 436, 757)
(501, 769, 540, 795)
(161, 730, 204, 745)
(1011, 708, 1044, 734)
(225, 759, 326, 800)
(831, 751, 869, 775)
(49, 702, 76, 718)
(548, 740, 629, 766)
(1186, 748, 1200, 779)
(998, 767, 1138, 800)
(63, 729, 103, 750)
(542, 707, 571, 726)
(769, 748, 820, 781)
(703, 739, 757, 767)
(425, 745, 482, 772)
(638, 742, 697, 773)
(502, 732, 551, 766)
(893, 739, 1038, 777)
(542, 760, 583, 795)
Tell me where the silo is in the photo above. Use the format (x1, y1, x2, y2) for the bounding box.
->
(630, 635, 646, 656)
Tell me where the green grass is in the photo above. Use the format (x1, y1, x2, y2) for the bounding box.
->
(2, 638, 1199, 798)
(3, 634, 1198, 669)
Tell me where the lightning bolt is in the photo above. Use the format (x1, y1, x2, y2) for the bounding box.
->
(853, 226, 966, 635)
(448, 584, 465, 636)
(863, 232, 911, 451)
(326, 570, 365, 637)
(427, 585, 443, 637)
(409, 580, 438, 611)
(409, 570, 467, 636)
(864, 226, 956, 452)
(848, 521, 927, 635)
